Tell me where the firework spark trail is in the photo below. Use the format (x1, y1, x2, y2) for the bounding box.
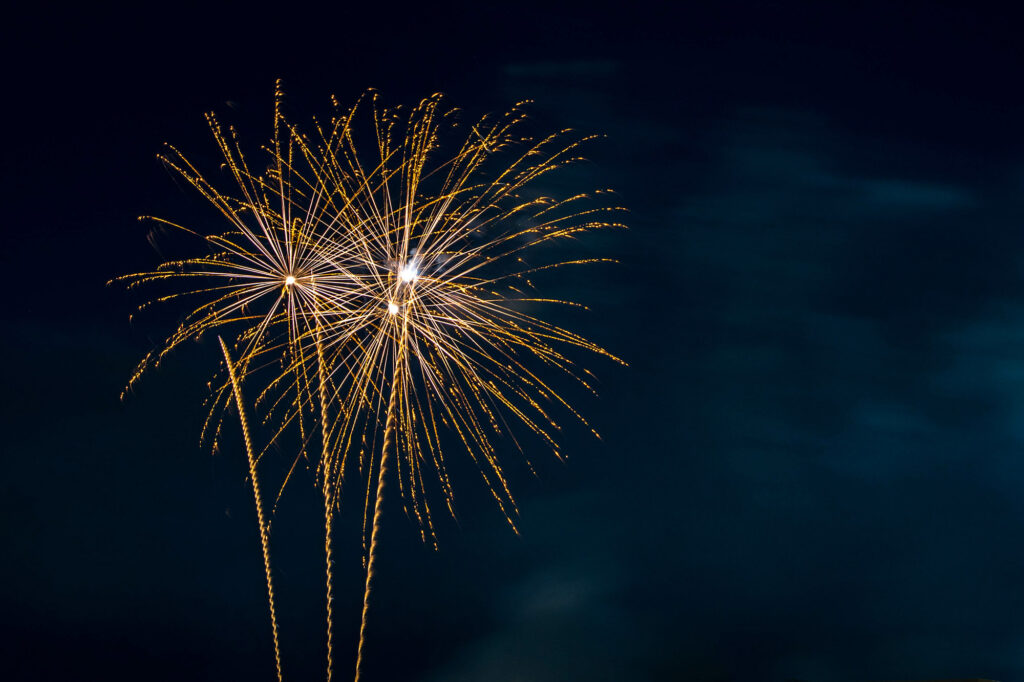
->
(219, 336, 283, 682)
(318, 334, 337, 682)
(353, 344, 404, 682)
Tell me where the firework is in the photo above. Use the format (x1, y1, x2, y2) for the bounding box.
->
(114, 83, 360, 681)
(219, 337, 283, 682)
(117, 86, 624, 682)
(284, 92, 626, 681)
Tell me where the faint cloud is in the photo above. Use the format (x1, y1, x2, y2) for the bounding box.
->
(859, 178, 974, 210)
(424, 493, 653, 682)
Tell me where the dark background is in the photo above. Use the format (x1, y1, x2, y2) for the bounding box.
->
(2, 2, 1023, 680)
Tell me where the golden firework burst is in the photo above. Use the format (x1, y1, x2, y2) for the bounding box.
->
(114, 83, 360, 682)
(277, 92, 626, 680)
(116, 85, 624, 682)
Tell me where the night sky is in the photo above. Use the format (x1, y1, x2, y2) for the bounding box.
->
(3, 2, 1024, 681)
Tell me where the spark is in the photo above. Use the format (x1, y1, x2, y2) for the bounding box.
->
(398, 263, 418, 283)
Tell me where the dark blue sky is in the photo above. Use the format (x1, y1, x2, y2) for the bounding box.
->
(2, 2, 1023, 681)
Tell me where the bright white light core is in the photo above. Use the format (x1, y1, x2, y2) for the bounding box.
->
(284, 275, 296, 286)
(387, 302, 400, 315)
(398, 263, 418, 283)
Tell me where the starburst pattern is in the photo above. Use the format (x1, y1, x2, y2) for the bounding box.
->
(116, 86, 624, 682)
(274, 93, 626, 680)
(114, 84, 358, 682)
(294, 93, 626, 541)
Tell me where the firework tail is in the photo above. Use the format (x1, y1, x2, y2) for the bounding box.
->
(219, 336, 284, 682)
(354, 333, 406, 682)
(317, 335, 336, 682)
